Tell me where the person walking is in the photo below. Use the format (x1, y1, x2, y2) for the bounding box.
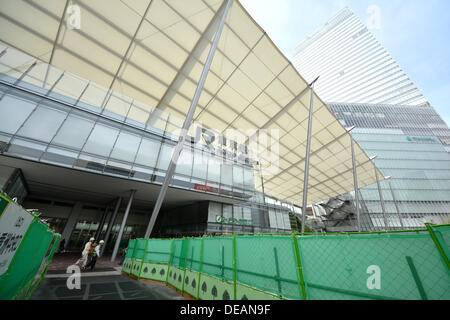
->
(75, 237, 94, 269)
(57, 238, 66, 254)
(119, 246, 127, 266)
(85, 240, 104, 271)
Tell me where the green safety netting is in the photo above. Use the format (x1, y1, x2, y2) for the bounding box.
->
(297, 232, 450, 300)
(133, 239, 147, 260)
(185, 238, 202, 272)
(433, 225, 450, 258)
(236, 235, 300, 299)
(0, 218, 60, 300)
(144, 239, 172, 264)
(124, 225, 450, 300)
(171, 239, 187, 269)
(125, 239, 136, 259)
(202, 237, 234, 282)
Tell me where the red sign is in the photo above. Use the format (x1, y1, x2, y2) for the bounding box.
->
(194, 184, 214, 193)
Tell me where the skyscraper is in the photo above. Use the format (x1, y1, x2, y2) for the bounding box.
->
(292, 7, 450, 230)
(292, 7, 428, 107)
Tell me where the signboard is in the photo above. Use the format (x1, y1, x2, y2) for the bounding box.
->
(215, 215, 252, 226)
(406, 136, 436, 143)
(194, 184, 214, 193)
(0, 195, 34, 276)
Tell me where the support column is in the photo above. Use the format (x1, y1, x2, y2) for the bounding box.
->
(144, 0, 234, 239)
(259, 161, 266, 204)
(350, 137, 361, 232)
(102, 197, 121, 256)
(386, 177, 404, 230)
(61, 202, 83, 250)
(95, 206, 109, 240)
(374, 165, 389, 230)
(111, 190, 136, 262)
(301, 77, 319, 233)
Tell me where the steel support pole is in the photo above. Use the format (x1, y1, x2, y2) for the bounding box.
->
(95, 206, 109, 240)
(350, 137, 361, 232)
(112, 190, 136, 262)
(387, 179, 404, 230)
(374, 167, 389, 230)
(259, 161, 266, 204)
(144, 0, 233, 239)
(102, 197, 121, 256)
(301, 78, 319, 233)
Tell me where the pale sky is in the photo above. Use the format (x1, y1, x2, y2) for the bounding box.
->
(240, 0, 450, 126)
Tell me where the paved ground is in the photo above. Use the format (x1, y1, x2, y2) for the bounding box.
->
(31, 253, 186, 300)
(47, 252, 123, 271)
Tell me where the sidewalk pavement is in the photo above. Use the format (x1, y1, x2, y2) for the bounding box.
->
(31, 252, 186, 300)
(48, 252, 123, 271)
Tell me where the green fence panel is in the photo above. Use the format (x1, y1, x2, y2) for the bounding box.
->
(0, 220, 50, 299)
(235, 235, 300, 299)
(185, 238, 202, 272)
(0, 191, 61, 300)
(430, 225, 450, 264)
(144, 239, 173, 264)
(125, 224, 450, 300)
(16, 231, 60, 300)
(202, 237, 233, 282)
(297, 232, 450, 300)
(125, 239, 136, 259)
(25, 233, 61, 299)
(14, 227, 54, 299)
(129, 239, 147, 277)
(171, 239, 186, 269)
(133, 239, 147, 260)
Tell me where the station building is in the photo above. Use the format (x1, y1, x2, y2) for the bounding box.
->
(0, 0, 381, 253)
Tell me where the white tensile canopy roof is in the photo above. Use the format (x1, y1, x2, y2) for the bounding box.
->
(0, 0, 383, 206)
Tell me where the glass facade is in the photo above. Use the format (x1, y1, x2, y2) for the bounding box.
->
(329, 103, 450, 230)
(0, 76, 256, 200)
(292, 7, 429, 107)
(0, 47, 297, 237)
(291, 7, 450, 230)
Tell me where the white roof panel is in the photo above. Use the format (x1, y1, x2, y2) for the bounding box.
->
(0, 0, 384, 205)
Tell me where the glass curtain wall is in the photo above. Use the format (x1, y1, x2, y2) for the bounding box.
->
(329, 103, 450, 230)
(0, 72, 256, 202)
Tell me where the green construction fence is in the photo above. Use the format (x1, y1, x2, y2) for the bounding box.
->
(0, 191, 61, 300)
(122, 225, 450, 300)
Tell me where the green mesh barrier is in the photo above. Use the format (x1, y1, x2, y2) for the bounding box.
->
(125, 225, 450, 300)
(171, 239, 187, 269)
(202, 237, 233, 282)
(297, 232, 450, 300)
(26, 233, 61, 299)
(133, 239, 147, 260)
(16, 228, 54, 295)
(432, 225, 450, 258)
(236, 235, 300, 299)
(17, 232, 60, 300)
(0, 220, 57, 300)
(185, 238, 202, 272)
(125, 239, 136, 259)
(144, 239, 173, 264)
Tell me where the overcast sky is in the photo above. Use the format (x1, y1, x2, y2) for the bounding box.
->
(240, 0, 450, 126)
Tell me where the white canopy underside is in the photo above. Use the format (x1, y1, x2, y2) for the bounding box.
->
(0, 0, 383, 205)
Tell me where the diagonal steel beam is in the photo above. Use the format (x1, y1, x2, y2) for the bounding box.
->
(144, 0, 233, 239)
(43, 0, 70, 87)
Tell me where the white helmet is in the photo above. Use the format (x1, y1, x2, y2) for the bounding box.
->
(89, 237, 95, 241)
(100, 240, 105, 244)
